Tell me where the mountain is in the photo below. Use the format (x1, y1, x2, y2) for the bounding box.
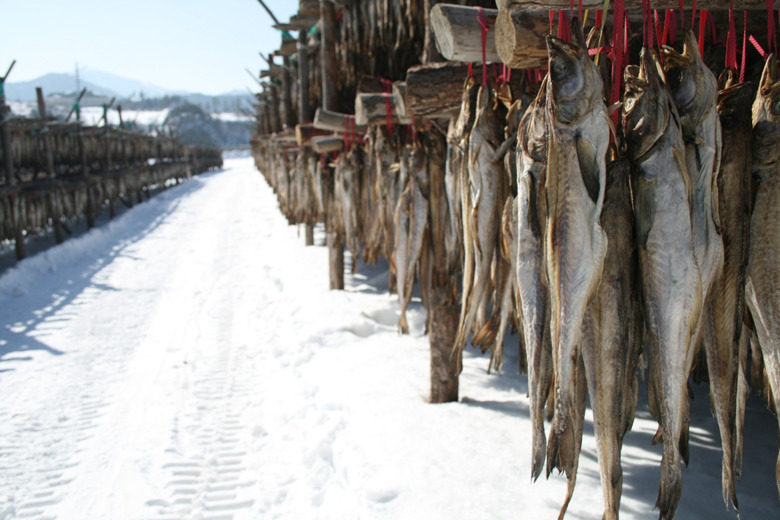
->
(4, 73, 118, 101)
(78, 68, 180, 98)
(4, 69, 183, 102)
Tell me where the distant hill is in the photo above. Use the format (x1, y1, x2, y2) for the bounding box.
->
(4, 69, 245, 102)
(4, 73, 118, 101)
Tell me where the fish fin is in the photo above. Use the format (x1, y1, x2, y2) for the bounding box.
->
(633, 176, 657, 248)
(576, 136, 601, 204)
(655, 445, 683, 520)
(652, 426, 662, 445)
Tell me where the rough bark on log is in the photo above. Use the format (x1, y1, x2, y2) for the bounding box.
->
(405, 61, 524, 118)
(431, 4, 500, 63)
(355, 93, 412, 126)
(313, 108, 367, 134)
(295, 123, 328, 147)
(311, 135, 343, 155)
(494, 7, 550, 70)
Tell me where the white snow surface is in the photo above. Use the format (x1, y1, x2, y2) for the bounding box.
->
(0, 157, 777, 519)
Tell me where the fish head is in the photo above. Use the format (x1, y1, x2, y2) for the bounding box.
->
(752, 55, 780, 126)
(662, 30, 718, 133)
(475, 84, 507, 149)
(718, 81, 755, 130)
(518, 76, 548, 164)
(622, 48, 671, 160)
(545, 21, 602, 125)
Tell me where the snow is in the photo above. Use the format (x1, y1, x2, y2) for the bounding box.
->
(76, 106, 170, 128)
(0, 156, 777, 520)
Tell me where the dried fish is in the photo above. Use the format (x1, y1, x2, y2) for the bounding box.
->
(745, 55, 780, 500)
(543, 21, 609, 519)
(623, 48, 702, 520)
(515, 74, 553, 483)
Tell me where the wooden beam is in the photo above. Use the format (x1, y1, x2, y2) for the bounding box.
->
(431, 4, 500, 63)
(405, 61, 524, 118)
(494, 7, 549, 69)
(311, 135, 344, 154)
(313, 107, 367, 134)
(354, 93, 412, 126)
(295, 123, 328, 147)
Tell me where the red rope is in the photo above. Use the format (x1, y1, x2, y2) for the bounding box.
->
(726, 0, 738, 70)
(550, 11, 555, 35)
(654, 9, 663, 52)
(477, 7, 490, 86)
(611, 0, 626, 122)
(768, 0, 777, 56)
(751, 34, 768, 59)
(740, 10, 748, 81)
(679, 0, 685, 32)
(698, 10, 707, 57)
(692, 0, 698, 30)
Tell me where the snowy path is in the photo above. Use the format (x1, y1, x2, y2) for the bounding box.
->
(0, 157, 777, 519)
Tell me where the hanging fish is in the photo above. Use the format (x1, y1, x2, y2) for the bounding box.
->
(454, 83, 507, 355)
(745, 55, 780, 500)
(543, 19, 609, 519)
(580, 154, 642, 520)
(623, 48, 702, 520)
(515, 74, 553, 483)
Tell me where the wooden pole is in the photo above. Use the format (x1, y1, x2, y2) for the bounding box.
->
(1, 61, 26, 260)
(321, 0, 344, 290)
(298, 30, 316, 246)
(36, 87, 65, 244)
(423, 2, 460, 404)
(282, 55, 295, 129)
(494, 7, 556, 69)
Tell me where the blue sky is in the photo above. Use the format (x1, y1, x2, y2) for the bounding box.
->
(1, 0, 299, 95)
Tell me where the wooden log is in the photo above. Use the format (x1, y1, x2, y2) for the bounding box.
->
(276, 34, 298, 56)
(295, 123, 328, 147)
(298, 0, 319, 17)
(494, 7, 549, 69)
(405, 61, 524, 118)
(313, 107, 367, 134)
(320, 0, 344, 291)
(430, 4, 500, 63)
(311, 135, 343, 154)
(354, 93, 412, 126)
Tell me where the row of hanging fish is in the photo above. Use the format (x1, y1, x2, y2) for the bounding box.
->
(250, 16, 780, 519)
(443, 16, 780, 520)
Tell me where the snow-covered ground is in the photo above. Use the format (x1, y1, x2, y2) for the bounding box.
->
(0, 157, 777, 520)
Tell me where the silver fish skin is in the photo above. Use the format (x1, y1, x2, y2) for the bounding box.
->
(623, 48, 702, 520)
(745, 55, 780, 500)
(516, 74, 553, 483)
(662, 30, 725, 389)
(580, 156, 642, 520)
(543, 23, 609, 519)
(472, 196, 519, 372)
(393, 175, 412, 333)
(454, 84, 507, 354)
(701, 77, 755, 511)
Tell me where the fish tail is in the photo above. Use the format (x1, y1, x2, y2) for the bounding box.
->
(546, 414, 575, 479)
(557, 473, 577, 520)
(655, 445, 682, 520)
(472, 314, 499, 353)
(398, 313, 409, 335)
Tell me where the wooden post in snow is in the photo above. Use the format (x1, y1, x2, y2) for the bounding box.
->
(321, 0, 344, 290)
(423, 0, 459, 404)
(298, 29, 316, 246)
(36, 87, 65, 244)
(0, 60, 26, 260)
